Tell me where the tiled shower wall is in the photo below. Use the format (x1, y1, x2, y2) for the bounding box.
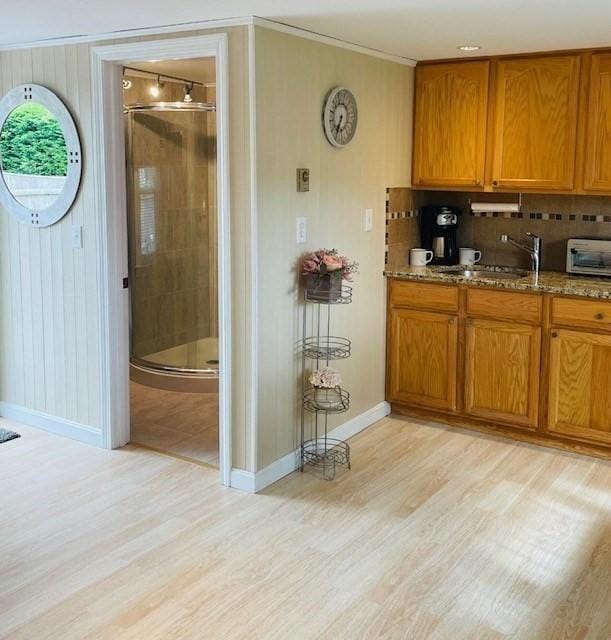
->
(125, 76, 218, 359)
(386, 188, 611, 271)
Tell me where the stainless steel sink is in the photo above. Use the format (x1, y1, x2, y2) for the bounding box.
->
(441, 268, 528, 280)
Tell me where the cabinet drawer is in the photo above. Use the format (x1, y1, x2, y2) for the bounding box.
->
(390, 280, 459, 312)
(552, 296, 611, 331)
(467, 288, 542, 324)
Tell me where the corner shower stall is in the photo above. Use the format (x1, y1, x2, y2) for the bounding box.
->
(124, 74, 219, 392)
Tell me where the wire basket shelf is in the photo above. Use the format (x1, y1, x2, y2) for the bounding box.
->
(301, 438, 351, 479)
(304, 283, 352, 305)
(303, 387, 350, 414)
(300, 336, 352, 360)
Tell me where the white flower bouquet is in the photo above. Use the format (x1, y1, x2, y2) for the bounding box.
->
(308, 367, 344, 410)
(308, 367, 342, 389)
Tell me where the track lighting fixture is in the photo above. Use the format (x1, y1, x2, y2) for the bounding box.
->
(183, 83, 194, 103)
(149, 75, 165, 98)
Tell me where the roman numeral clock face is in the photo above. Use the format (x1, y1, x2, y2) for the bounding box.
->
(323, 87, 358, 148)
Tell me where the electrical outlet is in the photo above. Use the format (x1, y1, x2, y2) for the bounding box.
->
(71, 224, 83, 248)
(296, 217, 307, 244)
(365, 208, 373, 232)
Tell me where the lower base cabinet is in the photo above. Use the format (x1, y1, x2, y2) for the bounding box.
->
(387, 278, 611, 455)
(388, 307, 458, 412)
(465, 318, 541, 429)
(547, 329, 611, 445)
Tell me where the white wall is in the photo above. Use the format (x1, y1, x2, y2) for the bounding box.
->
(0, 23, 414, 478)
(254, 26, 413, 468)
(0, 44, 102, 431)
(0, 27, 257, 469)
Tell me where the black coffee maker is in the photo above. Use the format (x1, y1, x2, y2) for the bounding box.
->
(420, 205, 461, 265)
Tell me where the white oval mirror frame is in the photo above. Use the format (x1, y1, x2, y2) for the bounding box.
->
(0, 84, 82, 227)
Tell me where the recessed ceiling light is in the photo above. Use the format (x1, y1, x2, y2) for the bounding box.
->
(457, 45, 482, 52)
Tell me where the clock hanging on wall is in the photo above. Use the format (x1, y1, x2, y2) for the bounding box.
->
(323, 86, 358, 148)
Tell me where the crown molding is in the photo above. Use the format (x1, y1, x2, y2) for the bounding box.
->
(0, 14, 417, 66)
(0, 16, 254, 51)
(252, 17, 417, 67)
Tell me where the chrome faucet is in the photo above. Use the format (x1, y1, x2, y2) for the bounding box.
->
(499, 232, 541, 275)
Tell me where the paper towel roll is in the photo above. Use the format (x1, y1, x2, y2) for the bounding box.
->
(471, 202, 520, 213)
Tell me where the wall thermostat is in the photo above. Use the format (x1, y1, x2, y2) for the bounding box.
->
(297, 168, 310, 192)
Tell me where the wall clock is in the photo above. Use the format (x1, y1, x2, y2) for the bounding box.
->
(323, 86, 358, 148)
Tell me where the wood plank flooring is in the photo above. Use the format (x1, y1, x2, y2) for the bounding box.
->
(1, 415, 610, 639)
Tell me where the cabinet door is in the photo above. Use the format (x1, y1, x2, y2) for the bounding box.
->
(412, 61, 489, 188)
(583, 52, 611, 191)
(491, 55, 580, 191)
(388, 308, 458, 411)
(548, 329, 611, 444)
(465, 319, 541, 428)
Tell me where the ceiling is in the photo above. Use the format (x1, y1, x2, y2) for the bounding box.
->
(2, 1, 611, 60)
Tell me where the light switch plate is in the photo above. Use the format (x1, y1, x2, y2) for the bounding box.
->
(296, 168, 310, 192)
(365, 208, 373, 232)
(296, 217, 307, 244)
(71, 224, 83, 248)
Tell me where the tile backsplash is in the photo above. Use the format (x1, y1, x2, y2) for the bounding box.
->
(385, 187, 419, 270)
(385, 189, 611, 271)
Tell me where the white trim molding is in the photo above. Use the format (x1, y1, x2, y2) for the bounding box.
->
(0, 17, 254, 52)
(0, 402, 103, 447)
(230, 402, 391, 493)
(252, 18, 417, 67)
(247, 22, 259, 474)
(90, 34, 233, 487)
(0, 15, 416, 68)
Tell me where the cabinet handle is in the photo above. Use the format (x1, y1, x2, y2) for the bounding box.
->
(492, 180, 499, 186)
(551, 332, 558, 338)
(595, 312, 605, 320)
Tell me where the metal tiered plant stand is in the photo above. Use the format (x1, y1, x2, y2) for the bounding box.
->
(300, 283, 352, 480)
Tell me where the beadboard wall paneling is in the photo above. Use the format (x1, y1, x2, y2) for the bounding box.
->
(254, 26, 413, 468)
(0, 44, 101, 429)
(0, 26, 255, 470)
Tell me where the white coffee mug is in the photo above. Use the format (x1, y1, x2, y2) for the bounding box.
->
(410, 248, 434, 266)
(459, 247, 482, 266)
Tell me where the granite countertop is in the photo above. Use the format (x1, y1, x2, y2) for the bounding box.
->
(384, 265, 611, 300)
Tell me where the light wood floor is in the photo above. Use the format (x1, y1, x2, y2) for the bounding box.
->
(130, 381, 219, 466)
(1, 416, 610, 640)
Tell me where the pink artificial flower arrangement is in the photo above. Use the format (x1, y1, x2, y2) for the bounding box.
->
(301, 248, 359, 282)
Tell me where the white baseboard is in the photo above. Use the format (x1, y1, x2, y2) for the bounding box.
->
(0, 402, 103, 447)
(230, 401, 390, 493)
(229, 468, 256, 493)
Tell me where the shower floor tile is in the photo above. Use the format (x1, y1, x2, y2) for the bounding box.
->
(129, 381, 219, 467)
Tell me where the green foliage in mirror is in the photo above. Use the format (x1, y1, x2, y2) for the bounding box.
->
(0, 103, 67, 177)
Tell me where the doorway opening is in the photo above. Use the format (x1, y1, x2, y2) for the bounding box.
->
(123, 59, 220, 466)
(91, 34, 232, 484)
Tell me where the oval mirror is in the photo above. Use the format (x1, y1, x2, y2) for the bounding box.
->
(0, 84, 82, 227)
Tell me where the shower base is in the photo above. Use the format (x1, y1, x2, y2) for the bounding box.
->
(130, 337, 219, 394)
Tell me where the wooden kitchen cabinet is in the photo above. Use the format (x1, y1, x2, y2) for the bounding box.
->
(387, 307, 458, 412)
(412, 61, 489, 188)
(490, 55, 581, 191)
(386, 278, 611, 457)
(583, 52, 611, 191)
(547, 328, 611, 445)
(465, 318, 541, 429)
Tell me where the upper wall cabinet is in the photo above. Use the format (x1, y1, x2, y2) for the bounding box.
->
(583, 52, 611, 191)
(490, 55, 581, 191)
(412, 61, 489, 188)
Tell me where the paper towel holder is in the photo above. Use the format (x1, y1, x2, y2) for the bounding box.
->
(469, 192, 521, 214)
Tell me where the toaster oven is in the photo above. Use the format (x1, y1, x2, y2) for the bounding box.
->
(566, 238, 611, 277)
